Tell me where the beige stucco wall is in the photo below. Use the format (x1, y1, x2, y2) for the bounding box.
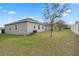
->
(26, 22, 46, 34)
(5, 22, 28, 35)
(5, 22, 48, 35)
(0, 30, 1, 33)
(45, 25, 50, 31)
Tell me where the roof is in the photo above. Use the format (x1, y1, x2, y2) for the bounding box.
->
(5, 18, 43, 26)
(0, 27, 4, 30)
(75, 21, 79, 23)
(43, 22, 50, 26)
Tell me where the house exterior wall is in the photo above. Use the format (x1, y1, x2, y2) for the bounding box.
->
(5, 22, 28, 35)
(26, 22, 46, 34)
(71, 23, 79, 35)
(44, 25, 50, 31)
(0, 30, 1, 33)
(5, 22, 48, 35)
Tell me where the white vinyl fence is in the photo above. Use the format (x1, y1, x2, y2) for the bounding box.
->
(71, 22, 79, 35)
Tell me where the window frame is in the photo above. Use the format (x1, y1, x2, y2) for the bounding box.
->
(38, 24, 40, 29)
(9, 27, 11, 30)
(15, 25, 17, 30)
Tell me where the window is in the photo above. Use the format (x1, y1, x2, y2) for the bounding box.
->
(15, 25, 17, 30)
(34, 25, 36, 29)
(38, 25, 40, 29)
(9, 27, 11, 30)
(42, 25, 44, 29)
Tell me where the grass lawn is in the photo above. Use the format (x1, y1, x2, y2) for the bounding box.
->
(0, 29, 79, 56)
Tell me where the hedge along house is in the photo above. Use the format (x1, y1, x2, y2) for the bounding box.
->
(5, 18, 50, 35)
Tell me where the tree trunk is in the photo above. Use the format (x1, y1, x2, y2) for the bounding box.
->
(50, 19, 54, 37)
(50, 23, 53, 37)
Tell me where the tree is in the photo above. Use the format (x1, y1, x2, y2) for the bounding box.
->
(54, 20, 66, 31)
(43, 3, 69, 37)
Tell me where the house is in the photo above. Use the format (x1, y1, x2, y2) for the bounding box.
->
(71, 21, 79, 35)
(5, 18, 50, 35)
(0, 27, 5, 34)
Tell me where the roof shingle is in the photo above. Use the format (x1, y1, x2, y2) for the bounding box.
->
(5, 18, 43, 26)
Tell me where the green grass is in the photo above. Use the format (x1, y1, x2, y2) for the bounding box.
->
(0, 29, 79, 56)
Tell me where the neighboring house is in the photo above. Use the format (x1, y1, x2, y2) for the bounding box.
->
(43, 23, 50, 31)
(5, 18, 50, 35)
(0, 27, 5, 34)
(71, 21, 79, 35)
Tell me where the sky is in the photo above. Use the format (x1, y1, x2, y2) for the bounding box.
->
(0, 3, 79, 27)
